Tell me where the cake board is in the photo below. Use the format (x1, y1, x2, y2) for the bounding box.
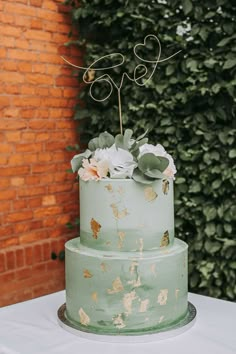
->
(57, 302, 196, 343)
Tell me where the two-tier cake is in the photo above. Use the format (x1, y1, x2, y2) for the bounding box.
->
(61, 130, 193, 337)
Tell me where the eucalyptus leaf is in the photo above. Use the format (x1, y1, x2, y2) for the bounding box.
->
(138, 153, 169, 173)
(70, 149, 92, 172)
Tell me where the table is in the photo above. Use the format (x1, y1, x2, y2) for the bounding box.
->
(0, 291, 235, 354)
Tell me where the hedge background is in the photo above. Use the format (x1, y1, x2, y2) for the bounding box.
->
(65, 0, 236, 301)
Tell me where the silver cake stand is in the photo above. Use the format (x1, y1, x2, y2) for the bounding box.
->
(57, 302, 196, 343)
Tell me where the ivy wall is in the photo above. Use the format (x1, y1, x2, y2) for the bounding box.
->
(64, 0, 236, 300)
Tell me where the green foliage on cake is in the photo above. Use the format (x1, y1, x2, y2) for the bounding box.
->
(63, 0, 236, 301)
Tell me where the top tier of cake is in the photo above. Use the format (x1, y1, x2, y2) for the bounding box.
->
(79, 178, 174, 252)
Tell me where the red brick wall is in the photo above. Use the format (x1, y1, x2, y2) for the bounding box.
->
(0, 0, 80, 307)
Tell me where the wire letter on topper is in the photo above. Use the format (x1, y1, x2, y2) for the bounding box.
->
(62, 34, 181, 135)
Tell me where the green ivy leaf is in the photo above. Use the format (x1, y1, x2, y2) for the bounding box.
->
(182, 0, 193, 15)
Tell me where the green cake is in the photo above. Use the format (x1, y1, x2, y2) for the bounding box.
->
(65, 131, 189, 336)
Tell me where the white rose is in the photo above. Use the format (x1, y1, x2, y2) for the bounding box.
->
(139, 143, 176, 178)
(94, 145, 137, 179)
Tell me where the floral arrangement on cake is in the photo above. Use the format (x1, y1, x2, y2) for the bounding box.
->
(65, 35, 179, 184)
(71, 129, 176, 184)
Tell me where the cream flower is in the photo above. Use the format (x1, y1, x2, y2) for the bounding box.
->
(78, 158, 109, 181)
(139, 143, 176, 178)
(94, 145, 137, 179)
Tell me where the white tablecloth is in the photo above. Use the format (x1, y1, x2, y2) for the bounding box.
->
(0, 291, 235, 354)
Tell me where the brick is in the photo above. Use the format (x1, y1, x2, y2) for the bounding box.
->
(32, 164, 56, 174)
(31, 19, 42, 29)
(34, 206, 62, 219)
(21, 86, 35, 95)
(11, 177, 25, 187)
(32, 63, 46, 73)
(25, 176, 40, 185)
(0, 120, 26, 131)
(16, 143, 42, 153)
(49, 88, 63, 97)
(35, 133, 49, 142)
(8, 49, 38, 61)
(42, 195, 56, 206)
(0, 224, 13, 237)
(0, 253, 6, 273)
(0, 36, 15, 48)
(6, 211, 33, 223)
(17, 62, 32, 73)
(3, 108, 20, 118)
(8, 154, 24, 165)
(16, 249, 25, 268)
(28, 121, 55, 130)
(42, 242, 51, 261)
(0, 24, 21, 37)
(0, 13, 14, 25)
(35, 87, 49, 96)
(5, 85, 20, 94)
(38, 152, 52, 162)
(39, 53, 62, 64)
(0, 47, 7, 58)
(25, 246, 33, 265)
(17, 186, 46, 197)
(0, 190, 16, 201)
(21, 132, 36, 141)
(33, 244, 43, 263)
(56, 76, 79, 87)
(19, 231, 47, 244)
(5, 3, 36, 17)
(6, 251, 16, 271)
(16, 267, 31, 280)
(48, 183, 73, 193)
(21, 109, 36, 119)
(0, 97, 11, 107)
(0, 179, 10, 189)
(13, 199, 27, 210)
(0, 237, 19, 249)
(27, 198, 42, 208)
(24, 29, 51, 41)
(25, 73, 54, 85)
(15, 39, 30, 50)
(0, 143, 12, 153)
(0, 165, 30, 176)
(42, 0, 57, 11)
(30, 0, 43, 7)
(14, 220, 42, 234)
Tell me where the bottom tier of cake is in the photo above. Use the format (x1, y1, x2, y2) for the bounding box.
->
(65, 238, 188, 335)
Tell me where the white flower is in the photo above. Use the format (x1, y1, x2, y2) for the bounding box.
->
(94, 144, 137, 179)
(139, 143, 176, 178)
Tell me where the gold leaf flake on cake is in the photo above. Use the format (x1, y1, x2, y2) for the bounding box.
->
(162, 179, 170, 195)
(107, 277, 124, 294)
(90, 218, 101, 239)
(138, 238, 144, 253)
(123, 290, 137, 315)
(127, 275, 141, 288)
(117, 231, 125, 249)
(91, 292, 98, 302)
(113, 314, 126, 329)
(159, 315, 164, 323)
(118, 186, 125, 195)
(157, 289, 168, 305)
(78, 308, 90, 326)
(83, 269, 93, 278)
(139, 299, 149, 313)
(105, 184, 113, 192)
(175, 289, 180, 300)
(160, 230, 170, 247)
(129, 261, 138, 275)
(144, 186, 157, 202)
(100, 262, 110, 272)
(110, 203, 128, 219)
(150, 264, 157, 277)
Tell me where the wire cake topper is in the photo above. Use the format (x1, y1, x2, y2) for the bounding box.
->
(62, 34, 181, 135)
